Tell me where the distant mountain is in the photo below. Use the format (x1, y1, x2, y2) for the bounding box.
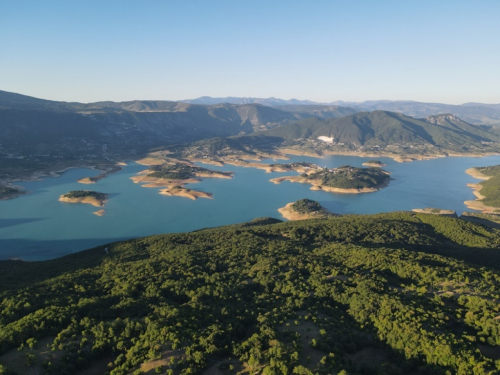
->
(182, 96, 500, 125)
(331, 100, 500, 126)
(181, 96, 321, 106)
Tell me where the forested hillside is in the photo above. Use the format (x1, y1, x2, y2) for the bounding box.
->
(2, 213, 500, 374)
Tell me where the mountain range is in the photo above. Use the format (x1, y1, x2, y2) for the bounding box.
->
(1, 89, 499, 180)
(183, 96, 500, 125)
(176, 111, 500, 159)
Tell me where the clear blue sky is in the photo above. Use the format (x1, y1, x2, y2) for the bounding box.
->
(1, 0, 499, 104)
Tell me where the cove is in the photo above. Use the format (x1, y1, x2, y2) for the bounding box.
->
(1, 154, 499, 261)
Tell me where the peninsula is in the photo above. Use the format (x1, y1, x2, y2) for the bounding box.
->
(77, 164, 123, 184)
(131, 160, 232, 200)
(59, 190, 108, 207)
(0, 186, 26, 200)
(270, 165, 391, 193)
(278, 198, 335, 220)
(465, 165, 500, 213)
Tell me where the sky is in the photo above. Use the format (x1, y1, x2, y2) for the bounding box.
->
(1, 0, 499, 104)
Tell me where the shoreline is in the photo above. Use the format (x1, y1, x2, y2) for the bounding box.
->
(131, 170, 216, 200)
(159, 187, 213, 200)
(278, 202, 334, 221)
(464, 168, 498, 213)
(1, 161, 127, 186)
(412, 208, 457, 217)
(59, 195, 108, 208)
(270, 175, 391, 194)
(277, 147, 500, 163)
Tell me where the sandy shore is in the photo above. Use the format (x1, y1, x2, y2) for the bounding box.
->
(464, 168, 498, 213)
(131, 173, 201, 187)
(277, 147, 498, 163)
(131, 170, 217, 200)
(159, 187, 213, 200)
(59, 195, 107, 207)
(362, 162, 387, 168)
(278, 202, 334, 221)
(93, 209, 106, 216)
(465, 168, 490, 180)
(195, 158, 320, 174)
(412, 208, 457, 217)
(77, 177, 95, 184)
(270, 175, 389, 194)
(136, 157, 167, 166)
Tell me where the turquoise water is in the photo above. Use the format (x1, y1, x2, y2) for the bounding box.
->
(1, 154, 500, 261)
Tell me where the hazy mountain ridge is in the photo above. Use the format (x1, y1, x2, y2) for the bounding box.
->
(183, 96, 500, 125)
(174, 110, 500, 161)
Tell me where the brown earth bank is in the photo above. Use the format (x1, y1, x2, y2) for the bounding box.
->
(278, 202, 334, 221)
(93, 209, 105, 216)
(464, 168, 498, 213)
(159, 187, 213, 200)
(58, 195, 107, 208)
(412, 208, 457, 217)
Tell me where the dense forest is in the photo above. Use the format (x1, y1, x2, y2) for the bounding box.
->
(2, 213, 500, 374)
(304, 166, 389, 190)
(291, 199, 325, 215)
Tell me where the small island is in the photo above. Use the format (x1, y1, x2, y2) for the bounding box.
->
(59, 190, 108, 207)
(278, 198, 335, 220)
(271, 165, 391, 193)
(464, 165, 500, 213)
(0, 185, 27, 200)
(131, 161, 232, 200)
(362, 159, 387, 168)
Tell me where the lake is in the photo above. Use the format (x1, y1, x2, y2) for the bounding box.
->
(1, 154, 499, 260)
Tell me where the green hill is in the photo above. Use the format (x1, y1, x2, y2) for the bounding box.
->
(2, 213, 500, 374)
(171, 110, 500, 160)
(263, 111, 500, 148)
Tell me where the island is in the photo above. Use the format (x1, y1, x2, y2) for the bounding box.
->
(412, 208, 457, 217)
(0, 185, 27, 200)
(464, 165, 500, 213)
(278, 198, 335, 220)
(362, 159, 387, 167)
(270, 165, 391, 193)
(59, 190, 108, 207)
(131, 161, 232, 200)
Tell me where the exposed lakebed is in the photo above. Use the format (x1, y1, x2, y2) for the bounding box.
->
(1, 154, 500, 260)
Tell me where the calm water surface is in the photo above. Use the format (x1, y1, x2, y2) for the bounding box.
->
(1, 154, 499, 260)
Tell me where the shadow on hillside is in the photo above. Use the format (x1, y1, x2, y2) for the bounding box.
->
(0, 236, 134, 291)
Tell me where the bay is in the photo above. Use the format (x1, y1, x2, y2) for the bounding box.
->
(1, 154, 499, 261)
